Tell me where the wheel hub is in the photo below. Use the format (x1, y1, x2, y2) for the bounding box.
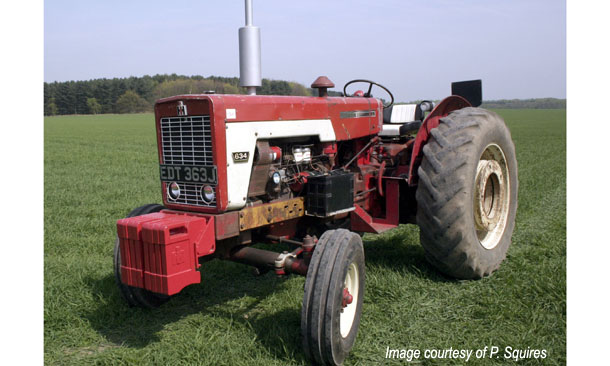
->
(473, 144, 510, 249)
(474, 159, 504, 230)
(342, 288, 354, 308)
(340, 262, 359, 337)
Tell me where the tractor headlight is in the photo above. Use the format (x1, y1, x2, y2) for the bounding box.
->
(168, 182, 181, 200)
(201, 185, 215, 203)
(272, 171, 281, 185)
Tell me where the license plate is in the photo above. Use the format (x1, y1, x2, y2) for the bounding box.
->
(159, 165, 217, 184)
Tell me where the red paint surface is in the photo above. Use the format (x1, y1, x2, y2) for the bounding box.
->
(154, 94, 383, 212)
(350, 180, 400, 233)
(269, 146, 282, 162)
(155, 97, 228, 213)
(407, 96, 471, 185)
(342, 287, 354, 308)
(117, 210, 215, 296)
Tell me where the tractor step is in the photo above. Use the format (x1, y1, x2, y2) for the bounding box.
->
(350, 180, 400, 234)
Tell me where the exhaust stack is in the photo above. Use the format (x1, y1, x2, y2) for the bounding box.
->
(239, 0, 262, 95)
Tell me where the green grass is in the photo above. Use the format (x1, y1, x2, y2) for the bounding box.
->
(44, 110, 566, 365)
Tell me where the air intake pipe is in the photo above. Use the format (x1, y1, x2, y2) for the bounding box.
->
(239, 0, 262, 95)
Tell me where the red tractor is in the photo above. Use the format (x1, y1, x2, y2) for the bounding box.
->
(113, 2, 518, 365)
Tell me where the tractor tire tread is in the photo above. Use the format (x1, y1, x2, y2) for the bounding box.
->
(416, 107, 518, 279)
(302, 229, 364, 365)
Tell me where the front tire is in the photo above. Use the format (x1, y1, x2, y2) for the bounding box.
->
(114, 203, 171, 308)
(301, 229, 365, 365)
(416, 108, 518, 279)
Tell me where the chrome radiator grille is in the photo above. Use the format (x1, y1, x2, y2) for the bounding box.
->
(160, 115, 216, 208)
(160, 116, 213, 165)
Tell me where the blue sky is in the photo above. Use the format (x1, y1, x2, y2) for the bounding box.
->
(44, 0, 566, 101)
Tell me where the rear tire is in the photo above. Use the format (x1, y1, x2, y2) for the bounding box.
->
(416, 107, 518, 279)
(301, 229, 365, 365)
(114, 203, 171, 308)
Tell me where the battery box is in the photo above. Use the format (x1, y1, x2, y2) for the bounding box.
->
(305, 170, 354, 217)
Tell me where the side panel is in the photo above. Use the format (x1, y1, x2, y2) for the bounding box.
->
(327, 97, 383, 140)
(214, 94, 382, 141)
(224, 119, 336, 210)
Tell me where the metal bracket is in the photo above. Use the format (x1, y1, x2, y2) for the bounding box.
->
(238, 197, 305, 231)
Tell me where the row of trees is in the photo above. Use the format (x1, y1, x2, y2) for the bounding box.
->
(44, 74, 566, 116)
(481, 98, 566, 109)
(44, 74, 313, 116)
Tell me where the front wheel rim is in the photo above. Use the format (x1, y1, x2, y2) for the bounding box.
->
(474, 143, 511, 250)
(340, 262, 359, 337)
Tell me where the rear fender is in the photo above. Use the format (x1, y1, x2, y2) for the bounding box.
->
(407, 95, 471, 185)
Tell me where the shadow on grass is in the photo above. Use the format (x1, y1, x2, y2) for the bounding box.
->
(84, 226, 448, 363)
(84, 260, 308, 364)
(361, 226, 454, 283)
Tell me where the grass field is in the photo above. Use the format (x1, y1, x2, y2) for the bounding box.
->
(44, 109, 566, 365)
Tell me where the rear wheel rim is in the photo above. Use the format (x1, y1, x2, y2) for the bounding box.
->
(474, 143, 510, 249)
(340, 262, 359, 337)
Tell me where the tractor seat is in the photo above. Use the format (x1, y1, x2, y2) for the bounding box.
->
(379, 121, 423, 137)
(380, 104, 423, 137)
(383, 104, 423, 124)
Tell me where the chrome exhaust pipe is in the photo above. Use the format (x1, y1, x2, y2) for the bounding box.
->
(239, 0, 262, 95)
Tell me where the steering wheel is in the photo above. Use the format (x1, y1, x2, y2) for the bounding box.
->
(343, 79, 394, 108)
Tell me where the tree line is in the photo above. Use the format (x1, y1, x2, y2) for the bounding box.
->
(44, 74, 566, 116)
(481, 98, 566, 109)
(44, 74, 313, 116)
